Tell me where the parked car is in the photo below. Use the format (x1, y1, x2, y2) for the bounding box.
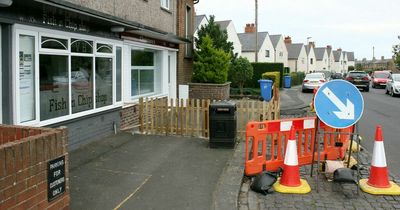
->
(385, 73, 400, 97)
(345, 71, 370, 92)
(315, 71, 332, 81)
(302, 73, 326, 92)
(331, 73, 343, 80)
(371, 70, 391, 88)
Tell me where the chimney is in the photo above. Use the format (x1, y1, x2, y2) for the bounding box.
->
(245, 23, 256, 33)
(308, 42, 315, 48)
(284, 36, 292, 44)
(327, 45, 332, 50)
(381, 56, 384, 60)
(337, 48, 342, 52)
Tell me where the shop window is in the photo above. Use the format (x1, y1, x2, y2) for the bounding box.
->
(19, 35, 36, 122)
(131, 50, 155, 96)
(95, 57, 113, 108)
(39, 54, 69, 121)
(71, 56, 93, 113)
(41, 36, 68, 50)
(97, 43, 113, 54)
(71, 39, 93, 54)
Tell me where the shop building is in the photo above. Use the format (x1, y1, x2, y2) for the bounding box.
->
(0, 0, 193, 149)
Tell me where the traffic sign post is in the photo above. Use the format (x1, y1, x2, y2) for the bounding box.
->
(314, 80, 364, 129)
(311, 80, 364, 193)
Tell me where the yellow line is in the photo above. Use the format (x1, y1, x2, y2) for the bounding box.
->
(113, 175, 152, 210)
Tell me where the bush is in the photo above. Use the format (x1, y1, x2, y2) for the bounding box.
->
(261, 72, 281, 88)
(192, 35, 231, 84)
(290, 72, 306, 86)
(348, 66, 355, 71)
(246, 63, 284, 88)
(229, 57, 253, 95)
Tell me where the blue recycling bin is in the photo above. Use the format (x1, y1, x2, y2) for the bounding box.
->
(284, 75, 292, 88)
(258, 79, 273, 101)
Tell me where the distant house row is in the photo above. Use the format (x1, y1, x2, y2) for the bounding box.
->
(195, 15, 355, 73)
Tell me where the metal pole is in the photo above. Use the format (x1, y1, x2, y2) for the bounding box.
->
(316, 119, 321, 193)
(356, 123, 360, 194)
(255, 0, 258, 62)
(310, 118, 319, 177)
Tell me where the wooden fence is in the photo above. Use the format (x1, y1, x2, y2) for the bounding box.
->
(139, 89, 280, 139)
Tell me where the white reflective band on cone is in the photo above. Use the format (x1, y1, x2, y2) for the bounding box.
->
(304, 119, 315, 129)
(284, 140, 299, 166)
(281, 121, 292, 131)
(371, 141, 387, 167)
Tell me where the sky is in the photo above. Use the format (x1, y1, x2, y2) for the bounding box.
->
(195, 0, 400, 60)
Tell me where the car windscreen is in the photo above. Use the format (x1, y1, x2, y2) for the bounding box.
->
(374, 73, 390, 78)
(348, 72, 367, 77)
(305, 74, 324, 79)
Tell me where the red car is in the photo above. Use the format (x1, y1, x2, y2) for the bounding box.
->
(371, 71, 391, 88)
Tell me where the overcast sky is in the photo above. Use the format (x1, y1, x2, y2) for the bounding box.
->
(195, 0, 400, 60)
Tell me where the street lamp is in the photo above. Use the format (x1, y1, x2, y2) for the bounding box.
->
(307, 37, 312, 73)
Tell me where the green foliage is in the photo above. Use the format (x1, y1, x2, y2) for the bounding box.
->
(348, 66, 355, 71)
(355, 63, 363, 70)
(284, 67, 290, 74)
(393, 44, 400, 69)
(289, 72, 306, 86)
(192, 35, 231, 84)
(261, 72, 281, 88)
(246, 63, 284, 88)
(195, 15, 236, 60)
(229, 57, 253, 95)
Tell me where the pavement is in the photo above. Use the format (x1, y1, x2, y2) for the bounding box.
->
(68, 86, 400, 210)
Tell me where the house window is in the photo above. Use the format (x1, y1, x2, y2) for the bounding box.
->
(131, 50, 156, 96)
(279, 52, 283, 57)
(16, 28, 122, 125)
(160, 0, 170, 10)
(265, 50, 270, 58)
(310, 58, 313, 64)
(185, 5, 193, 58)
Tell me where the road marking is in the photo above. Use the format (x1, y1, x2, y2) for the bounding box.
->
(113, 175, 152, 210)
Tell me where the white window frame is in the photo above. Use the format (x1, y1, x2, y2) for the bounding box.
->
(265, 50, 270, 58)
(160, 0, 170, 10)
(14, 24, 123, 126)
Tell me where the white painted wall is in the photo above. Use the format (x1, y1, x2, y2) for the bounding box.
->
(332, 53, 343, 73)
(316, 49, 329, 71)
(307, 47, 316, 73)
(274, 36, 288, 67)
(243, 35, 275, 62)
(225, 22, 242, 57)
(328, 52, 334, 72)
(288, 46, 307, 72)
(348, 61, 355, 69)
(343, 53, 349, 72)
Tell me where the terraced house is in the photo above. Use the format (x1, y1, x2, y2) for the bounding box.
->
(0, 0, 195, 149)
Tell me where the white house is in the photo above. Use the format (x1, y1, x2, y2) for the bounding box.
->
(342, 51, 349, 72)
(285, 37, 307, 72)
(314, 47, 329, 71)
(333, 50, 344, 73)
(194, 15, 208, 42)
(215, 20, 242, 57)
(269, 34, 288, 67)
(347, 52, 355, 68)
(305, 42, 316, 73)
(238, 24, 274, 62)
(326, 45, 334, 71)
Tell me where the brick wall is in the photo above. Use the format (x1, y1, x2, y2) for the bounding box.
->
(0, 125, 69, 210)
(120, 104, 139, 130)
(176, 0, 194, 95)
(189, 82, 231, 100)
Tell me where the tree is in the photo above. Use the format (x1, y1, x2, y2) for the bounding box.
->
(348, 66, 355, 71)
(355, 63, 362, 70)
(229, 57, 253, 95)
(195, 15, 236, 60)
(393, 44, 400, 69)
(192, 35, 231, 84)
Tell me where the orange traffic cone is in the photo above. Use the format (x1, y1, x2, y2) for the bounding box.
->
(359, 125, 400, 195)
(273, 126, 311, 194)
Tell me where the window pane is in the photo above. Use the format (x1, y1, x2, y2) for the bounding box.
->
(131, 70, 139, 96)
(131, 50, 154, 66)
(116, 47, 122, 101)
(19, 35, 36, 122)
(71, 57, 93, 113)
(71, 39, 93, 54)
(140, 70, 154, 94)
(96, 43, 113, 53)
(40, 55, 69, 120)
(95, 57, 113, 108)
(41, 36, 68, 50)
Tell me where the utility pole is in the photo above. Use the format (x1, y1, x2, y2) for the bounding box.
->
(373, 46, 375, 60)
(255, 0, 258, 62)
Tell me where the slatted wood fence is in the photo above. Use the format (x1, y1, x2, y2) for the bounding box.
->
(139, 89, 280, 139)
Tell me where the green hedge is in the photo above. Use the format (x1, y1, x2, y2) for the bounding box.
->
(247, 63, 284, 88)
(261, 72, 281, 88)
(290, 72, 306, 86)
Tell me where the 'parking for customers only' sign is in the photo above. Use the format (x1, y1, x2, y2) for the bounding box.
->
(314, 80, 364, 128)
